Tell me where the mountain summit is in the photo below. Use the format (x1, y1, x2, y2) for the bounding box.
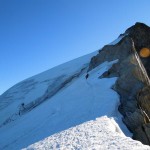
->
(0, 23, 150, 150)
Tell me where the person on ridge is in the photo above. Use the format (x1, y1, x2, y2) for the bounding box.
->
(19, 103, 25, 116)
(85, 73, 89, 79)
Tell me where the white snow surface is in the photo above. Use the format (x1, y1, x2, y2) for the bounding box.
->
(0, 51, 97, 125)
(0, 50, 149, 150)
(108, 35, 124, 45)
(24, 116, 150, 150)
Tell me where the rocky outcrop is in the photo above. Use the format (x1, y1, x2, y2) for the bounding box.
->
(126, 22, 150, 76)
(88, 22, 150, 145)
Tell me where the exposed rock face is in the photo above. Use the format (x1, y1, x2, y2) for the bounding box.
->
(88, 22, 150, 145)
(126, 22, 150, 76)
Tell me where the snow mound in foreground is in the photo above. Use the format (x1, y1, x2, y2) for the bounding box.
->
(24, 116, 150, 150)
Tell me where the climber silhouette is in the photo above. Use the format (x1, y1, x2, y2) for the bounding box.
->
(85, 73, 89, 79)
(19, 103, 25, 116)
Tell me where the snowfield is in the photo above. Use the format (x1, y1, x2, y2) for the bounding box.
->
(24, 116, 150, 150)
(0, 51, 98, 126)
(108, 35, 124, 45)
(0, 46, 149, 149)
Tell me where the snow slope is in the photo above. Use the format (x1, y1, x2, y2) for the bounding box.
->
(0, 51, 97, 125)
(108, 35, 124, 45)
(0, 42, 149, 149)
(24, 116, 150, 150)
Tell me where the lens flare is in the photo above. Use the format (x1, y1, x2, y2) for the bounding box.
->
(139, 48, 150, 58)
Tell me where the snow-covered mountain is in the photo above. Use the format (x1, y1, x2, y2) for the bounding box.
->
(0, 23, 150, 150)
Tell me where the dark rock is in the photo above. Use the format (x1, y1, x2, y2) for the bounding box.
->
(126, 22, 150, 51)
(133, 126, 150, 145)
(88, 36, 133, 71)
(123, 109, 145, 131)
(126, 22, 150, 76)
(137, 86, 150, 117)
(143, 124, 150, 143)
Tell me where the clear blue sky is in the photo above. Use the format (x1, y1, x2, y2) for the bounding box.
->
(0, 0, 150, 95)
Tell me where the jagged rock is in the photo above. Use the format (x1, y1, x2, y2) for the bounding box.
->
(133, 126, 150, 145)
(89, 36, 133, 71)
(88, 22, 150, 145)
(137, 86, 150, 117)
(126, 22, 150, 76)
(143, 124, 150, 143)
(123, 109, 145, 131)
(126, 23, 150, 51)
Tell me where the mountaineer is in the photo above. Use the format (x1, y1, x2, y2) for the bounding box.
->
(85, 73, 89, 79)
(19, 103, 25, 116)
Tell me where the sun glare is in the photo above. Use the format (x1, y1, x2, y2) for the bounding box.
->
(139, 47, 150, 58)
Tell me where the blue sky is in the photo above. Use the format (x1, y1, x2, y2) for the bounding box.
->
(0, 0, 150, 95)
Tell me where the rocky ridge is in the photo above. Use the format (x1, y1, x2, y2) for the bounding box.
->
(88, 22, 150, 145)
